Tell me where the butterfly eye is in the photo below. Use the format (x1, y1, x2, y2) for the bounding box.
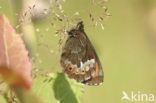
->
(81, 68, 85, 74)
(68, 65, 73, 71)
(82, 70, 85, 73)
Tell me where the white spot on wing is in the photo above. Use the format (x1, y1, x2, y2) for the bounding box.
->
(85, 66, 90, 71)
(64, 59, 95, 75)
(85, 76, 91, 80)
(80, 59, 95, 68)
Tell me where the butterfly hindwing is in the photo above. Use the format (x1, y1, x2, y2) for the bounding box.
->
(60, 21, 104, 85)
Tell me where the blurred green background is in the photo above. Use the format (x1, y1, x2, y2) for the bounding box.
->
(0, 0, 156, 103)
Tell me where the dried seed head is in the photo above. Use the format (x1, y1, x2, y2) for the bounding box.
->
(50, 50, 54, 54)
(36, 28, 40, 32)
(101, 23, 104, 30)
(39, 59, 42, 64)
(74, 12, 79, 16)
(33, 4, 36, 9)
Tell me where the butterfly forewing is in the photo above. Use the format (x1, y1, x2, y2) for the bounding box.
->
(60, 21, 104, 85)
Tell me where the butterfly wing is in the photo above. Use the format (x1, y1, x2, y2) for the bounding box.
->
(60, 22, 104, 85)
(60, 35, 93, 82)
(82, 34, 104, 85)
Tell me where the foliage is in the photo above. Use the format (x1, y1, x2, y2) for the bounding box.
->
(33, 73, 84, 103)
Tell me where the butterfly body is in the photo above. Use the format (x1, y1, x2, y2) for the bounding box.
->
(60, 21, 104, 85)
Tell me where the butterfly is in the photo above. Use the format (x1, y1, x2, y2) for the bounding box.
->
(60, 21, 104, 85)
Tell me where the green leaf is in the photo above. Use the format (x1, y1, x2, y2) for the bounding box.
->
(33, 73, 84, 103)
(14, 88, 43, 103)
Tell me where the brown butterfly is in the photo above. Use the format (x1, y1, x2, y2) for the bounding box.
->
(60, 21, 103, 85)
